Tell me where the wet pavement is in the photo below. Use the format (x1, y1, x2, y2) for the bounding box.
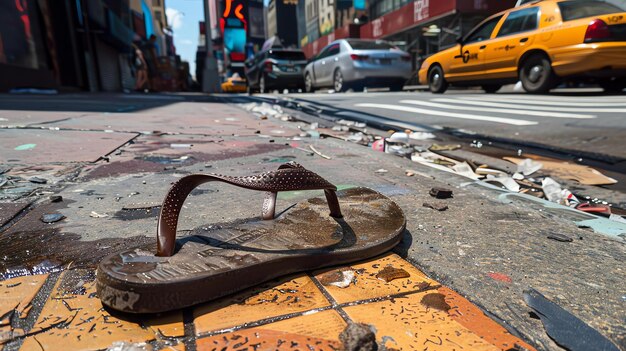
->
(0, 93, 624, 351)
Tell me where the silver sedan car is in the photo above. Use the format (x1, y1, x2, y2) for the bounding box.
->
(303, 39, 412, 92)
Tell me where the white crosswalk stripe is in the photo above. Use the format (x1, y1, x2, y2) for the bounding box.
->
(461, 95, 626, 107)
(355, 103, 538, 126)
(399, 99, 595, 119)
(433, 97, 626, 113)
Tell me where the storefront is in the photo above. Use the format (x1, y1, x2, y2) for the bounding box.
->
(0, 0, 58, 91)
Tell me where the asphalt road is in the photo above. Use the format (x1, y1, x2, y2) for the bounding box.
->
(251, 88, 626, 160)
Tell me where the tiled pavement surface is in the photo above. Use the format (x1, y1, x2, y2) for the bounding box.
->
(1, 93, 624, 350)
(1, 253, 534, 351)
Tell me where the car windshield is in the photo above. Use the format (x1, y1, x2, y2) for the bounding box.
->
(558, 1, 623, 21)
(346, 40, 396, 50)
(269, 51, 306, 60)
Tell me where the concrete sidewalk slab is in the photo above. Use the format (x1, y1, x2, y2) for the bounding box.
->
(0, 111, 88, 127)
(0, 129, 137, 164)
(31, 102, 298, 138)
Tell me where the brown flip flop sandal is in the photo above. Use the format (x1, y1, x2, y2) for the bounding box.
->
(96, 162, 405, 313)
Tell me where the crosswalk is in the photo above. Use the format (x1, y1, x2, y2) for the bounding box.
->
(355, 94, 625, 126)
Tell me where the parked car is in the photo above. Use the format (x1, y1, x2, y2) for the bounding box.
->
(245, 49, 308, 94)
(303, 39, 412, 93)
(220, 74, 247, 93)
(418, 0, 626, 94)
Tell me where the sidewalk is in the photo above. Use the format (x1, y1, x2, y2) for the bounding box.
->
(0, 93, 624, 350)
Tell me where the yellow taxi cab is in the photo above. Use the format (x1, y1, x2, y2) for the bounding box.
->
(221, 74, 248, 93)
(418, 0, 626, 94)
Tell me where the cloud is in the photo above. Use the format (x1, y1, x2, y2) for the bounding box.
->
(180, 39, 194, 45)
(166, 8, 184, 30)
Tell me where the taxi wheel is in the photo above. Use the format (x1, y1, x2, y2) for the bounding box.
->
(520, 54, 555, 94)
(482, 84, 502, 94)
(428, 65, 448, 94)
(599, 78, 625, 94)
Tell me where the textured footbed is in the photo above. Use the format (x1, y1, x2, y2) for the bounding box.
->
(97, 187, 406, 313)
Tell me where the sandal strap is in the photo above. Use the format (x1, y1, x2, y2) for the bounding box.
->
(157, 162, 343, 257)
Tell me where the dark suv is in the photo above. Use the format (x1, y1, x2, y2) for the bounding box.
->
(245, 49, 307, 94)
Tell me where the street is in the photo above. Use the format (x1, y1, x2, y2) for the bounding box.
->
(257, 89, 626, 159)
(0, 91, 625, 351)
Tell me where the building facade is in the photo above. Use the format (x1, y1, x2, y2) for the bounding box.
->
(265, 0, 299, 48)
(0, 0, 177, 92)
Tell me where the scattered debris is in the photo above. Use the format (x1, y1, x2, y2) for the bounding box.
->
(541, 177, 563, 204)
(309, 145, 331, 159)
(423, 202, 449, 211)
(451, 162, 480, 180)
(89, 211, 109, 218)
(170, 143, 192, 149)
(470, 140, 483, 148)
(14, 144, 36, 151)
(516, 158, 543, 176)
(318, 268, 355, 288)
(371, 139, 385, 152)
(429, 144, 461, 151)
(523, 288, 620, 351)
(576, 203, 611, 216)
(547, 233, 573, 242)
(339, 323, 377, 351)
(376, 266, 410, 282)
(429, 187, 453, 199)
(512, 173, 525, 180)
(409, 132, 436, 140)
(505, 157, 617, 185)
(374, 169, 388, 174)
(475, 166, 508, 177)
(41, 213, 65, 223)
(487, 272, 512, 283)
(609, 214, 626, 224)
(485, 176, 520, 192)
(106, 341, 152, 351)
(28, 177, 48, 184)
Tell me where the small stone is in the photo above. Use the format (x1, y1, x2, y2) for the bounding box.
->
(41, 213, 65, 223)
(29, 177, 48, 184)
(547, 233, 573, 242)
(339, 323, 377, 351)
(90, 211, 108, 218)
(49, 195, 63, 203)
(429, 187, 453, 199)
(423, 202, 448, 211)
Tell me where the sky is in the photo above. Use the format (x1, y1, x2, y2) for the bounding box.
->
(166, 0, 205, 78)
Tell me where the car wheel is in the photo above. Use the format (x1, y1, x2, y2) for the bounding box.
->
(599, 78, 625, 94)
(482, 84, 502, 93)
(259, 75, 266, 94)
(390, 83, 404, 92)
(305, 73, 314, 93)
(334, 69, 347, 93)
(428, 65, 448, 94)
(520, 54, 555, 94)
